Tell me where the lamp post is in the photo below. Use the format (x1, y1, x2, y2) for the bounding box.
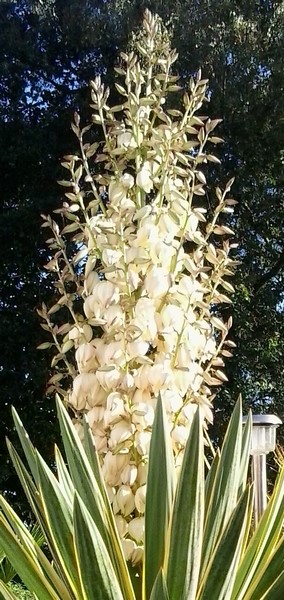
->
(243, 414, 282, 526)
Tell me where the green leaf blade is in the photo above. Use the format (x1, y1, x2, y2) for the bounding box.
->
(149, 569, 169, 600)
(201, 397, 246, 579)
(198, 486, 252, 600)
(144, 396, 175, 600)
(11, 408, 39, 485)
(73, 493, 124, 600)
(166, 408, 204, 600)
(36, 452, 82, 598)
(246, 537, 284, 600)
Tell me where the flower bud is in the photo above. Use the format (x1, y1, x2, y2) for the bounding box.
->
(137, 462, 148, 486)
(132, 389, 152, 404)
(84, 270, 99, 294)
(172, 424, 189, 447)
(116, 485, 136, 516)
(160, 389, 183, 413)
(96, 366, 121, 390)
(104, 392, 126, 427)
(121, 464, 138, 486)
(128, 517, 144, 543)
(117, 131, 136, 148)
(131, 546, 144, 565)
(132, 403, 154, 430)
(91, 422, 108, 453)
(135, 484, 146, 513)
(121, 173, 134, 189)
(69, 324, 93, 344)
(69, 373, 102, 410)
(121, 538, 136, 561)
(75, 343, 97, 373)
(127, 339, 149, 359)
(102, 452, 129, 487)
(144, 266, 172, 298)
(114, 515, 128, 538)
(108, 420, 134, 451)
(135, 430, 151, 457)
(86, 406, 105, 427)
(136, 163, 153, 193)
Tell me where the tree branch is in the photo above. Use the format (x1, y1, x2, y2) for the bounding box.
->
(253, 248, 284, 293)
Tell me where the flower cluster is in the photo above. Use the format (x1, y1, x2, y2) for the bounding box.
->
(38, 10, 237, 563)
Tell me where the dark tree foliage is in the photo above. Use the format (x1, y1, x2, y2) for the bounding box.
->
(1, 0, 284, 510)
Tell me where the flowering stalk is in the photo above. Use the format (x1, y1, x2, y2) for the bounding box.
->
(39, 10, 238, 563)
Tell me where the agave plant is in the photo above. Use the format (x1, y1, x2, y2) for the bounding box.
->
(0, 397, 284, 600)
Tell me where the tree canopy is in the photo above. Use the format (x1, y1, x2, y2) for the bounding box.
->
(1, 0, 284, 509)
